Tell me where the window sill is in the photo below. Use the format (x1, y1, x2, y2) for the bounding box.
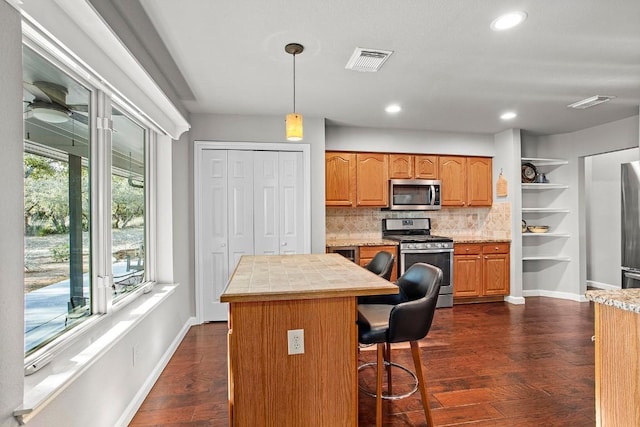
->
(14, 283, 178, 425)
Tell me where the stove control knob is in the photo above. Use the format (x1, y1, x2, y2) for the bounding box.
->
(407, 243, 415, 249)
(426, 243, 432, 249)
(436, 243, 442, 248)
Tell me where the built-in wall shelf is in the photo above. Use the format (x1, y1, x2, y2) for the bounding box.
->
(522, 183, 569, 190)
(522, 256, 571, 262)
(522, 232, 571, 238)
(521, 157, 570, 265)
(521, 158, 569, 167)
(522, 208, 570, 213)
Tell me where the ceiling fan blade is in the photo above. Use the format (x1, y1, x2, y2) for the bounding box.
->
(23, 81, 52, 103)
(33, 81, 68, 105)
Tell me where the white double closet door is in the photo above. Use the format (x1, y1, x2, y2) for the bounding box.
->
(198, 149, 305, 321)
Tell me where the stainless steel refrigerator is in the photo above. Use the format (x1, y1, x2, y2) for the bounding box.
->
(621, 161, 640, 288)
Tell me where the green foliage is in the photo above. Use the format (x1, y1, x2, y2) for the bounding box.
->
(24, 153, 56, 179)
(111, 174, 144, 229)
(50, 243, 70, 262)
(24, 153, 90, 236)
(24, 152, 144, 236)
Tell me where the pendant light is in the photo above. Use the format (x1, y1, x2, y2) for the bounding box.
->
(285, 43, 304, 141)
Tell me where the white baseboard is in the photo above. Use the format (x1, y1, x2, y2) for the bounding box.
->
(522, 289, 588, 302)
(504, 295, 525, 305)
(116, 315, 198, 427)
(587, 280, 620, 291)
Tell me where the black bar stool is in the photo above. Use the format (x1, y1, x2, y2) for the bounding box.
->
(357, 262, 442, 427)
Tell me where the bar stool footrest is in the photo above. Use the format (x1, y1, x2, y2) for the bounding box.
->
(358, 361, 418, 400)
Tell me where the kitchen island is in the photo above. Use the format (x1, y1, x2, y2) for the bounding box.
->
(586, 288, 640, 427)
(220, 253, 398, 426)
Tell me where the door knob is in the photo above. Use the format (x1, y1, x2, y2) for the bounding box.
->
(282, 242, 287, 246)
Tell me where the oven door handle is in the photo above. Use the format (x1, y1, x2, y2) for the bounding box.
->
(401, 249, 453, 254)
(624, 271, 640, 281)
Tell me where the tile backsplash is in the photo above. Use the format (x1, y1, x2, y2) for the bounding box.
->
(326, 202, 511, 240)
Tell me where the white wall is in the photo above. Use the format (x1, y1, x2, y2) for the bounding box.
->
(0, 2, 27, 426)
(585, 147, 640, 288)
(494, 129, 523, 303)
(326, 125, 495, 155)
(521, 114, 640, 300)
(172, 131, 196, 314)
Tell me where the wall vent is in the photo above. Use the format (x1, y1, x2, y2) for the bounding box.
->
(567, 95, 615, 109)
(345, 47, 393, 72)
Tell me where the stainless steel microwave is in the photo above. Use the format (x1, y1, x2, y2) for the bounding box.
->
(388, 179, 441, 210)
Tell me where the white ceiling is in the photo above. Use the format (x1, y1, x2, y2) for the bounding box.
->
(133, 0, 640, 136)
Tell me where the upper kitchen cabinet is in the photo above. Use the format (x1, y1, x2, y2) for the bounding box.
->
(389, 154, 438, 179)
(439, 156, 466, 206)
(356, 153, 389, 207)
(439, 156, 492, 207)
(325, 152, 389, 207)
(415, 155, 439, 179)
(467, 157, 493, 206)
(326, 152, 357, 206)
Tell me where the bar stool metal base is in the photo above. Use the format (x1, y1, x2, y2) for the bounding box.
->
(358, 361, 418, 400)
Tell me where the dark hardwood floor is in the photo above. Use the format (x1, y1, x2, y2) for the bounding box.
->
(129, 297, 595, 426)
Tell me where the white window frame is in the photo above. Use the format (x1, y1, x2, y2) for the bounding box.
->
(22, 30, 158, 370)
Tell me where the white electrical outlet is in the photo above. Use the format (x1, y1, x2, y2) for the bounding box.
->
(287, 329, 304, 355)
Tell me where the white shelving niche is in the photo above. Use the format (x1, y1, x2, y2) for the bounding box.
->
(521, 157, 571, 263)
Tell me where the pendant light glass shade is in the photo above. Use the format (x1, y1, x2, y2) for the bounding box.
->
(285, 43, 304, 141)
(286, 113, 303, 141)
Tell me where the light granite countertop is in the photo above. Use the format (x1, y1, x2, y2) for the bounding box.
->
(220, 253, 398, 303)
(326, 238, 399, 247)
(585, 288, 640, 314)
(326, 236, 510, 247)
(451, 236, 511, 244)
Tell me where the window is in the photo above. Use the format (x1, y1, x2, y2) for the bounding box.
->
(23, 44, 154, 356)
(111, 107, 146, 301)
(23, 45, 92, 354)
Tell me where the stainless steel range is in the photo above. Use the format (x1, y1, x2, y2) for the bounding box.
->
(382, 218, 453, 308)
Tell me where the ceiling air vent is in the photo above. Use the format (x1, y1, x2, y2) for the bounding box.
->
(567, 95, 615, 109)
(345, 47, 394, 72)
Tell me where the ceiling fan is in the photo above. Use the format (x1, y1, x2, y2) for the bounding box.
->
(23, 81, 88, 125)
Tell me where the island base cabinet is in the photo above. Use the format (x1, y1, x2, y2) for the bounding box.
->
(228, 297, 358, 426)
(595, 303, 640, 427)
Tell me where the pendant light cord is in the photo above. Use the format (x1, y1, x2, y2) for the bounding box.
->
(292, 52, 296, 113)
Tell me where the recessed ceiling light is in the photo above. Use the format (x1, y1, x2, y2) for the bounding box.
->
(385, 104, 401, 113)
(491, 11, 527, 31)
(500, 112, 517, 120)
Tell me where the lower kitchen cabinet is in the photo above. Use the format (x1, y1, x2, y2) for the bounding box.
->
(453, 242, 510, 302)
(452, 244, 482, 297)
(358, 245, 398, 282)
